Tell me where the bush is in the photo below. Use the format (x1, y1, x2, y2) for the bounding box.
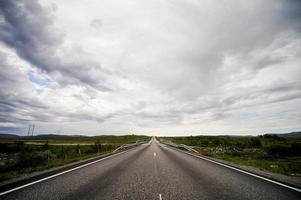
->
(247, 138, 262, 148)
(0, 142, 25, 153)
(16, 151, 48, 168)
(199, 140, 209, 147)
(264, 144, 301, 157)
(291, 143, 301, 156)
(212, 139, 220, 146)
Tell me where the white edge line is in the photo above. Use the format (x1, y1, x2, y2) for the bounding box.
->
(0, 147, 138, 196)
(161, 144, 301, 193)
(159, 193, 162, 200)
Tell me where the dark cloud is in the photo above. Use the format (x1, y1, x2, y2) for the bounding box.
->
(0, 0, 61, 70)
(0, 0, 114, 91)
(280, 0, 301, 30)
(0, 93, 49, 123)
(0, 127, 23, 134)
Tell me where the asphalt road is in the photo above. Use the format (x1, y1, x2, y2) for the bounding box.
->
(1, 139, 300, 200)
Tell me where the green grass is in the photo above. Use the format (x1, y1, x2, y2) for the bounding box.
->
(0, 134, 150, 145)
(0, 135, 150, 183)
(159, 135, 301, 177)
(0, 151, 103, 182)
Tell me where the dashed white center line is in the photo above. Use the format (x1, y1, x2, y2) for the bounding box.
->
(154, 152, 157, 157)
(159, 193, 162, 200)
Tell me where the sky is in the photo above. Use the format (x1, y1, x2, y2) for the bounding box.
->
(0, 0, 301, 136)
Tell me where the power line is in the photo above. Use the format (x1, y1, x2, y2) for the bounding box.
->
(27, 125, 31, 136)
(31, 124, 35, 136)
(27, 124, 35, 136)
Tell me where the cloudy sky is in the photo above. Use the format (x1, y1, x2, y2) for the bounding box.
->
(0, 0, 300, 136)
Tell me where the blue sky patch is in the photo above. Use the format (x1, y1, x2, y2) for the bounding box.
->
(27, 71, 52, 86)
(230, 113, 257, 125)
(35, 88, 44, 95)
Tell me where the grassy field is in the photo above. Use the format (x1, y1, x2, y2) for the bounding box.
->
(159, 134, 301, 177)
(0, 134, 150, 183)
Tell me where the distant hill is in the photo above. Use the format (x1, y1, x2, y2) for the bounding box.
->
(277, 131, 301, 138)
(0, 133, 19, 139)
(0, 133, 78, 139)
(34, 134, 85, 138)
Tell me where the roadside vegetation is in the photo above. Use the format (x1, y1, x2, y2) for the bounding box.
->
(159, 134, 301, 177)
(0, 134, 150, 183)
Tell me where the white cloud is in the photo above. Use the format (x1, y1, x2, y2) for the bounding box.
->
(0, 0, 300, 135)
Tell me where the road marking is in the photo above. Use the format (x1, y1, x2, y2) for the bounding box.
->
(163, 145, 301, 193)
(154, 152, 157, 157)
(159, 193, 162, 200)
(0, 147, 140, 196)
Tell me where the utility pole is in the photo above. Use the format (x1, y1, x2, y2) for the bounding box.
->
(31, 124, 35, 136)
(27, 124, 35, 136)
(27, 125, 31, 136)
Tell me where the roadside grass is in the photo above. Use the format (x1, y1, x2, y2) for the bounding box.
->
(0, 134, 150, 145)
(0, 135, 150, 183)
(194, 146, 301, 176)
(0, 151, 101, 182)
(159, 135, 301, 177)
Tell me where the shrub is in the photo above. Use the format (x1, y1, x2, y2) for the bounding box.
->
(264, 144, 299, 157)
(291, 143, 301, 156)
(16, 151, 47, 168)
(199, 140, 209, 147)
(247, 138, 262, 148)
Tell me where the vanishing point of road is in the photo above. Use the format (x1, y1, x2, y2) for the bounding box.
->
(1, 138, 300, 200)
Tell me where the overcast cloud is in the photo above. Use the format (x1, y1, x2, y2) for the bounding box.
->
(0, 0, 300, 136)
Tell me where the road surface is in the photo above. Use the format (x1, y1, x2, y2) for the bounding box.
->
(1, 139, 300, 200)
